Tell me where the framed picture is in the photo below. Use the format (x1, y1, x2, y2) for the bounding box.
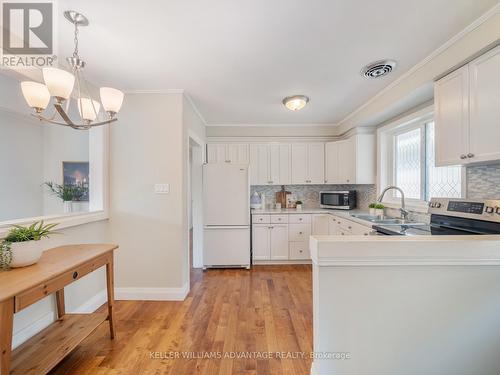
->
(63, 161, 90, 201)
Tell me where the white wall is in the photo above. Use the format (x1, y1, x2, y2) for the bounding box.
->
(109, 93, 190, 295)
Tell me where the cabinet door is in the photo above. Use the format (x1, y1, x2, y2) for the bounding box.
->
(291, 144, 308, 184)
(249, 144, 269, 185)
(312, 214, 330, 235)
(270, 225, 289, 260)
(328, 216, 339, 235)
(207, 144, 226, 163)
(325, 142, 340, 184)
(252, 225, 270, 260)
(308, 143, 325, 184)
(227, 144, 249, 164)
(338, 138, 356, 184)
(434, 65, 469, 166)
(469, 45, 500, 164)
(269, 144, 291, 185)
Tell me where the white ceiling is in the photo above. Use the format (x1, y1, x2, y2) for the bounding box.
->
(58, 0, 498, 125)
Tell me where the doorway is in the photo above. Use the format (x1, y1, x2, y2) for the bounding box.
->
(188, 132, 204, 269)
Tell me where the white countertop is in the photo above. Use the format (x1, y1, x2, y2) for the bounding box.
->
(251, 207, 374, 226)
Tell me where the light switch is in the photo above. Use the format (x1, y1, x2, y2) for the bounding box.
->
(154, 183, 170, 194)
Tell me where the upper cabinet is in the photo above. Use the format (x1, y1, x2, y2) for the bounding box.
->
(207, 144, 249, 164)
(249, 144, 290, 185)
(435, 45, 500, 166)
(291, 143, 325, 184)
(325, 134, 375, 184)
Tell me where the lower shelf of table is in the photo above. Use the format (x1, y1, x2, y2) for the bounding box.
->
(11, 312, 108, 375)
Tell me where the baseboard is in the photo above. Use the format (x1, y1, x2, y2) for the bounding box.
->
(70, 289, 108, 313)
(115, 283, 190, 301)
(253, 260, 312, 265)
(12, 311, 56, 349)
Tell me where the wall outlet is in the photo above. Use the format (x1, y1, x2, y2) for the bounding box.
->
(154, 184, 170, 194)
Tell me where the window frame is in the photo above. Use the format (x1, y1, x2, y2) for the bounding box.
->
(0, 124, 110, 237)
(377, 105, 465, 213)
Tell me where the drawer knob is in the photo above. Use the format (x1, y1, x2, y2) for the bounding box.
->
(73, 271, 78, 279)
(299, 232, 303, 234)
(299, 218, 302, 221)
(299, 250, 303, 253)
(278, 218, 281, 220)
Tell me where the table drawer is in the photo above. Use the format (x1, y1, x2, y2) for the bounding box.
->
(252, 215, 270, 224)
(289, 224, 311, 242)
(289, 241, 310, 260)
(288, 214, 311, 224)
(270, 215, 288, 224)
(14, 254, 109, 312)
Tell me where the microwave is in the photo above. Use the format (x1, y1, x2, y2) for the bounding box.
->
(319, 190, 357, 210)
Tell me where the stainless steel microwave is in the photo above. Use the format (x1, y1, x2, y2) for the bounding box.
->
(319, 190, 357, 210)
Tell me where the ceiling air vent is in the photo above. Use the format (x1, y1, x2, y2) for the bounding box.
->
(361, 59, 397, 79)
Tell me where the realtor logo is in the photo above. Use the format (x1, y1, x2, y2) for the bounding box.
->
(1, 1, 57, 68)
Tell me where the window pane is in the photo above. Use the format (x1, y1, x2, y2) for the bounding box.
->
(395, 128, 421, 199)
(425, 122, 462, 200)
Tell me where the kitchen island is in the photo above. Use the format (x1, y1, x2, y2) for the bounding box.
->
(310, 234, 500, 375)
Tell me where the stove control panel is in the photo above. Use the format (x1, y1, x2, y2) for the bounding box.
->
(429, 198, 500, 223)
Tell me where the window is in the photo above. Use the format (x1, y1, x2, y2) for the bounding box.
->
(378, 107, 463, 209)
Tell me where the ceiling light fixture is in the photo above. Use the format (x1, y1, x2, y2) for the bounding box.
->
(283, 95, 309, 111)
(20, 10, 124, 130)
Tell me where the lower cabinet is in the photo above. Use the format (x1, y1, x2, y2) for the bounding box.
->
(252, 224, 289, 260)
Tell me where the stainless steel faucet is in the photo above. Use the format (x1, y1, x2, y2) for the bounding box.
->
(377, 186, 410, 220)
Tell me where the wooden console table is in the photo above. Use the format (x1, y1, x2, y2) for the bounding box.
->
(0, 244, 118, 375)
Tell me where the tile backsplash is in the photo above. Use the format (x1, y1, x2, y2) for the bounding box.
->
(250, 184, 377, 210)
(466, 164, 500, 199)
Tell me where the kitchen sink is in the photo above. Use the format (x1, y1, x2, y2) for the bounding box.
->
(350, 214, 426, 226)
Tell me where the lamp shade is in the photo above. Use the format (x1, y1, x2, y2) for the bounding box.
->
(77, 98, 101, 122)
(100, 87, 124, 114)
(20, 81, 50, 111)
(42, 67, 75, 100)
(283, 95, 309, 111)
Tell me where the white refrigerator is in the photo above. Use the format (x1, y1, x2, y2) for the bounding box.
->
(203, 163, 250, 269)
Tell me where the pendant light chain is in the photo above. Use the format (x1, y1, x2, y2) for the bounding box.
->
(73, 22, 79, 59)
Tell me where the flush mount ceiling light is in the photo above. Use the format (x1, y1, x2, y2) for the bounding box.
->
(283, 95, 309, 111)
(361, 59, 397, 79)
(20, 10, 124, 130)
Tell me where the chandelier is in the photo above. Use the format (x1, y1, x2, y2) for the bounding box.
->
(20, 11, 124, 130)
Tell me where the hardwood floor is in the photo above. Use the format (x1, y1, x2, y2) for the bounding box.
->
(50, 265, 313, 375)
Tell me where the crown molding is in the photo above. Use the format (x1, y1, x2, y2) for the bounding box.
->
(337, 2, 500, 129)
(123, 89, 185, 94)
(205, 122, 338, 128)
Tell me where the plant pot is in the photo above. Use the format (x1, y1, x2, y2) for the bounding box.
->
(375, 208, 384, 218)
(296, 204, 303, 211)
(9, 240, 44, 268)
(369, 208, 376, 216)
(63, 201, 73, 214)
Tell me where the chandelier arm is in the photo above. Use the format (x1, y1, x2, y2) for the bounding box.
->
(31, 114, 117, 129)
(54, 103, 76, 126)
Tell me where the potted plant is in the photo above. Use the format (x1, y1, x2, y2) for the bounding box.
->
(369, 203, 377, 216)
(44, 182, 87, 213)
(374, 203, 385, 217)
(1, 221, 59, 268)
(296, 200, 303, 210)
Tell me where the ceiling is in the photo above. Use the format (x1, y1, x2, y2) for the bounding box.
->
(56, 0, 498, 125)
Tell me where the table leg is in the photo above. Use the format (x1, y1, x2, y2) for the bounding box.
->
(56, 289, 65, 319)
(0, 298, 14, 375)
(106, 256, 116, 339)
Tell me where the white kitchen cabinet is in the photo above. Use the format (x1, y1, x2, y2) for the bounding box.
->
(289, 241, 310, 260)
(249, 144, 290, 185)
(328, 215, 339, 235)
(252, 224, 270, 260)
(435, 45, 500, 166)
(469, 46, 500, 164)
(207, 144, 249, 164)
(325, 134, 375, 184)
(312, 214, 330, 235)
(270, 224, 289, 260)
(291, 143, 325, 184)
(434, 65, 469, 166)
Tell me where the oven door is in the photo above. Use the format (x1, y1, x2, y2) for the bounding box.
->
(320, 192, 351, 209)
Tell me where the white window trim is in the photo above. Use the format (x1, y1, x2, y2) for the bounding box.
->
(0, 125, 110, 237)
(377, 105, 465, 213)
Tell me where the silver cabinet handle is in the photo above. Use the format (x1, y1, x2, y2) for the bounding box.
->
(460, 154, 467, 159)
(324, 180, 327, 183)
(299, 250, 303, 253)
(299, 231, 303, 234)
(467, 153, 474, 158)
(346, 179, 350, 183)
(348, 226, 352, 230)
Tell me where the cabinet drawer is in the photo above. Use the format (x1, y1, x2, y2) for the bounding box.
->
(14, 254, 109, 312)
(270, 215, 288, 224)
(289, 224, 311, 242)
(288, 214, 311, 224)
(252, 215, 270, 224)
(289, 241, 310, 260)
